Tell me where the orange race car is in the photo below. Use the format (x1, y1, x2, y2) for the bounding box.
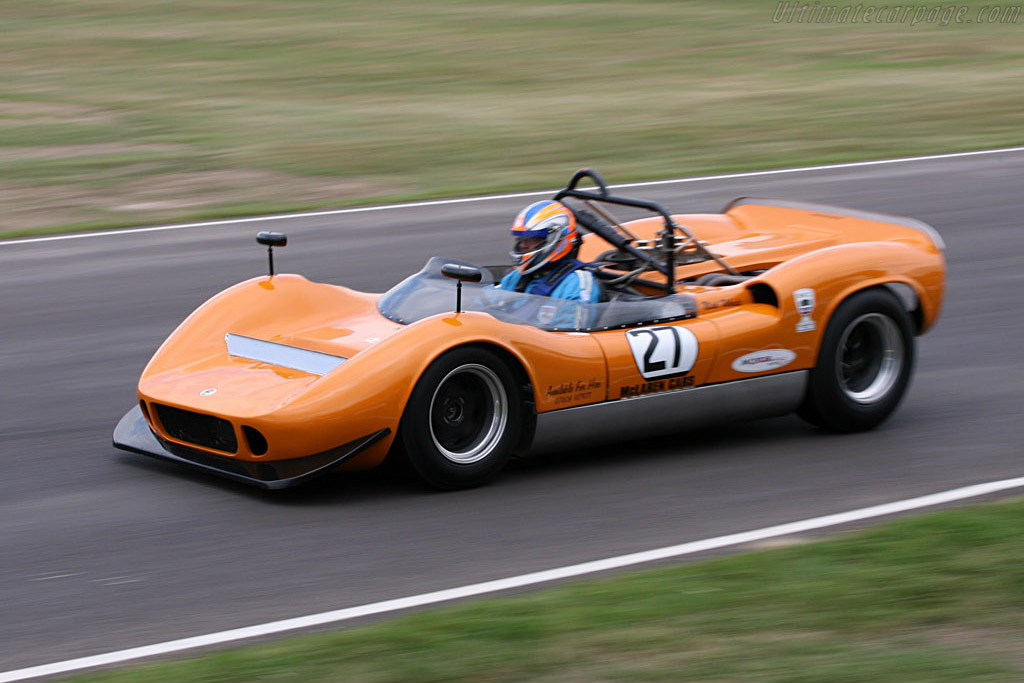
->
(113, 169, 946, 490)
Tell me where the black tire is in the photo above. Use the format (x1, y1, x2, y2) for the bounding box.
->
(399, 347, 521, 490)
(798, 288, 915, 432)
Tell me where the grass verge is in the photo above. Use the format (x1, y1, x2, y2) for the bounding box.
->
(68, 497, 1024, 682)
(2, 1, 1023, 237)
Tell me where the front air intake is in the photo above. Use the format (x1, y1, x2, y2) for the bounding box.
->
(243, 426, 268, 456)
(154, 404, 238, 454)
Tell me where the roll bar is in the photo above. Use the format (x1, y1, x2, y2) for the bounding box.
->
(554, 169, 738, 293)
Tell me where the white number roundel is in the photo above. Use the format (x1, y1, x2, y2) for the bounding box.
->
(626, 326, 699, 379)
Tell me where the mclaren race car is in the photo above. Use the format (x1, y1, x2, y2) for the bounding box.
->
(114, 169, 946, 490)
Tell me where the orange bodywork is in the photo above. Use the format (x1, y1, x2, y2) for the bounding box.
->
(133, 199, 945, 475)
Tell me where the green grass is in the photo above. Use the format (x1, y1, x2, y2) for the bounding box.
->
(67, 497, 1024, 682)
(1, 0, 1023, 237)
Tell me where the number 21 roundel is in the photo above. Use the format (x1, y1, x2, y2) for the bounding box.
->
(626, 326, 699, 380)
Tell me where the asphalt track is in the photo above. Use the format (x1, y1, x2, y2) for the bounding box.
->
(1, 150, 1022, 675)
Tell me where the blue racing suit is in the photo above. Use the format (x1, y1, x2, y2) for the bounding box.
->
(495, 260, 601, 329)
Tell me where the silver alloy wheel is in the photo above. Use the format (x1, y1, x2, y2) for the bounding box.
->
(428, 363, 509, 464)
(835, 313, 905, 404)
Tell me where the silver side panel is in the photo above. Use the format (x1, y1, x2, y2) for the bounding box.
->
(525, 371, 808, 456)
(225, 333, 347, 376)
(724, 197, 945, 251)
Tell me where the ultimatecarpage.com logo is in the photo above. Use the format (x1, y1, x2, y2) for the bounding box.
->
(772, 3, 1020, 25)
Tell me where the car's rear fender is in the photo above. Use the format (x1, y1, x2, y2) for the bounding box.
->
(752, 241, 945, 364)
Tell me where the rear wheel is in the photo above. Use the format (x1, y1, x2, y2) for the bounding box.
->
(798, 289, 915, 432)
(400, 347, 521, 489)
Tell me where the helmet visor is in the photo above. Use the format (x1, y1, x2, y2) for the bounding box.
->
(512, 235, 547, 255)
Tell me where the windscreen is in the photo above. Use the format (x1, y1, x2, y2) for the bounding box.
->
(377, 257, 697, 332)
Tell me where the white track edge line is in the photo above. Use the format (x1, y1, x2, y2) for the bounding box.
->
(3, 475, 1022, 682)
(5, 145, 1024, 247)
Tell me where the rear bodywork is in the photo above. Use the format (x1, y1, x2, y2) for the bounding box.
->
(114, 190, 945, 488)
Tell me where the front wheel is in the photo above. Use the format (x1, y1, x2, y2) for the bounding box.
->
(798, 288, 915, 432)
(399, 347, 521, 489)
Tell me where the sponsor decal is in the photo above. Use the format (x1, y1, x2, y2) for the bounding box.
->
(537, 304, 557, 326)
(364, 337, 380, 344)
(794, 288, 817, 332)
(199, 387, 218, 396)
(546, 378, 603, 406)
(626, 326, 699, 379)
(700, 297, 741, 312)
(620, 374, 694, 398)
(731, 349, 796, 373)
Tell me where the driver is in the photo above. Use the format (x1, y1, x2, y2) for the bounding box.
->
(497, 200, 601, 304)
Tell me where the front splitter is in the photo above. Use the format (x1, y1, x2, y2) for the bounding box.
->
(113, 405, 389, 489)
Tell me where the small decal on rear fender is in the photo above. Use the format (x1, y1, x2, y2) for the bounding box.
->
(732, 349, 796, 373)
(794, 288, 817, 332)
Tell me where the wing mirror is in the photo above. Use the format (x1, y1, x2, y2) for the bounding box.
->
(256, 232, 287, 276)
(441, 263, 482, 313)
(441, 263, 482, 283)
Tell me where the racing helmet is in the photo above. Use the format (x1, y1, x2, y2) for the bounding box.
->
(510, 200, 578, 275)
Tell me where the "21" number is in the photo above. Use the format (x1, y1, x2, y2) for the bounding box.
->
(626, 326, 699, 379)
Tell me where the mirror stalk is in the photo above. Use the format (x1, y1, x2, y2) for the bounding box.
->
(440, 263, 484, 314)
(256, 232, 288, 277)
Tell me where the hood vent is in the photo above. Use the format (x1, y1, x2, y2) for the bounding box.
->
(225, 333, 347, 376)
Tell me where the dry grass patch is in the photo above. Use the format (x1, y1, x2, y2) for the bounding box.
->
(1, 0, 1022, 236)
